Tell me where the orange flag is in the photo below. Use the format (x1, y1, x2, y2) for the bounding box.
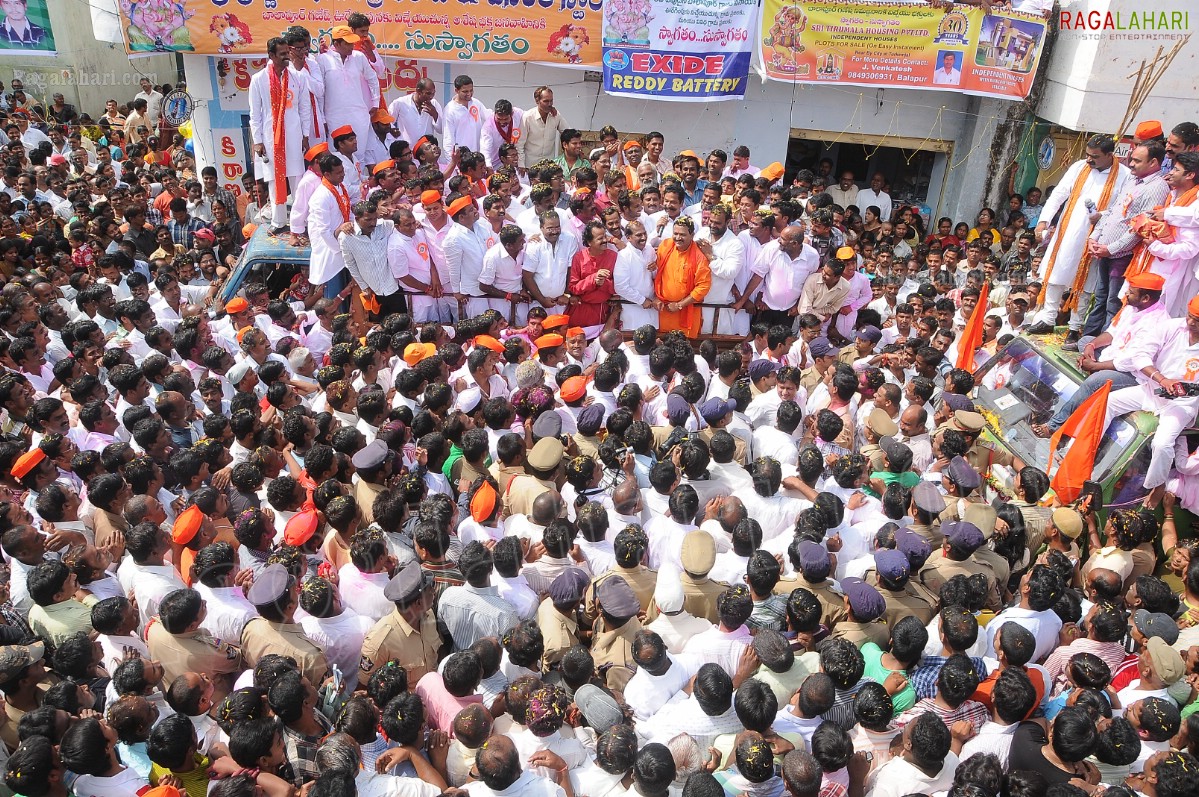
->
(955, 283, 990, 371)
(1049, 379, 1112, 503)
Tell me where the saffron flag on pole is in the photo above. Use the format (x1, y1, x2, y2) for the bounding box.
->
(1048, 379, 1112, 504)
(955, 283, 990, 371)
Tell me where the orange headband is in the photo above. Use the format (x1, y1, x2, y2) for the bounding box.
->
(470, 481, 498, 522)
(447, 195, 475, 217)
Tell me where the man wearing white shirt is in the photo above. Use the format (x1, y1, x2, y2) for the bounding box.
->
(479, 226, 528, 321)
(390, 207, 447, 323)
(390, 79, 444, 145)
(248, 37, 314, 232)
(698, 206, 746, 335)
(752, 400, 803, 467)
(932, 52, 962, 85)
(857, 172, 893, 223)
(826, 171, 859, 210)
(135, 77, 164, 127)
(740, 226, 819, 328)
(984, 564, 1064, 664)
(724, 145, 759, 180)
(613, 220, 659, 329)
(338, 539, 395, 622)
(444, 75, 488, 157)
(288, 143, 327, 246)
(287, 27, 326, 143)
(319, 26, 379, 159)
(308, 153, 354, 295)
(444, 195, 490, 318)
(523, 212, 579, 316)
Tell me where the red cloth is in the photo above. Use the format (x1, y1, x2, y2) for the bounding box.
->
(567, 247, 616, 327)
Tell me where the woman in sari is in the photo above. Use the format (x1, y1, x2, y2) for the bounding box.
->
(654, 216, 711, 338)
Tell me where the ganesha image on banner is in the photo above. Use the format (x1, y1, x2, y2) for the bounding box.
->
(121, 0, 195, 52)
(764, 6, 808, 72)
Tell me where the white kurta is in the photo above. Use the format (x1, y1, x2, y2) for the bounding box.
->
(480, 109, 524, 170)
(308, 183, 350, 285)
(444, 98, 489, 155)
(248, 66, 313, 182)
(389, 93, 444, 144)
(523, 236, 579, 313)
(290, 59, 325, 142)
(288, 169, 322, 235)
(614, 243, 659, 329)
(335, 150, 364, 203)
(480, 242, 527, 320)
(1155, 197, 1199, 317)
(1038, 159, 1130, 288)
(319, 50, 379, 151)
(697, 227, 746, 335)
(445, 221, 488, 317)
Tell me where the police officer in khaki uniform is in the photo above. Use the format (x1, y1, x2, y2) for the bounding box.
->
(503, 437, 565, 518)
(538, 567, 588, 673)
(698, 399, 749, 466)
(591, 575, 643, 692)
(800, 338, 839, 394)
(936, 455, 988, 528)
(861, 408, 898, 472)
(908, 481, 946, 546)
(918, 521, 1002, 612)
(962, 503, 1011, 596)
(359, 562, 440, 684)
(774, 539, 848, 628)
(866, 548, 937, 631)
(829, 577, 890, 648)
(241, 563, 331, 686)
(147, 587, 242, 702)
(677, 531, 726, 625)
(352, 440, 393, 526)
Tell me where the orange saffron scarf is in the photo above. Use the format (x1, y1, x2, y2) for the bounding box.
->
(1037, 163, 1121, 308)
(322, 177, 351, 223)
(269, 67, 291, 206)
(1124, 184, 1199, 282)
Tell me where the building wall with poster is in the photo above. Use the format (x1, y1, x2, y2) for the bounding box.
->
(0, 0, 175, 115)
(184, 56, 1005, 223)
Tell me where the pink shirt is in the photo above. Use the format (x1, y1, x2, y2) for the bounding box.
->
(415, 671, 484, 735)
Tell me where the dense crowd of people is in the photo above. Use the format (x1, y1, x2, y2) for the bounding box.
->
(1, 13, 1199, 797)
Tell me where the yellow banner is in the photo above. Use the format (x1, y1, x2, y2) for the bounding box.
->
(117, 0, 603, 65)
(759, 0, 1048, 100)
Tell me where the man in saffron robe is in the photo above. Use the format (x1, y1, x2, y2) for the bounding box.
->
(655, 216, 711, 338)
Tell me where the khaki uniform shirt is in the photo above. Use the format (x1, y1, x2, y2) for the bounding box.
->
(355, 479, 386, 525)
(241, 618, 330, 686)
(147, 621, 241, 692)
(592, 616, 643, 692)
(680, 573, 726, 625)
(1010, 500, 1051, 556)
(831, 620, 890, 649)
(861, 571, 939, 630)
(773, 576, 849, 628)
(698, 427, 749, 466)
(584, 567, 657, 626)
(502, 474, 555, 519)
(359, 607, 440, 684)
(918, 550, 1002, 612)
(537, 598, 580, 672)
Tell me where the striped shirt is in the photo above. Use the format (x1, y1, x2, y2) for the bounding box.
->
(896, 697, 990, 734)
(437, 582, 519, 652)
(340, 219, 400, 296)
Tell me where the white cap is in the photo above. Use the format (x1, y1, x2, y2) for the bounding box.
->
(454, 386, 482, 415)
(654, 564, 685, 613)
(226, 361, 252, 385)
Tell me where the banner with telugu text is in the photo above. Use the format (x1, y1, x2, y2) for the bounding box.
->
(758, 0, 1047, 101)
(601, 0, 759, 102)
(115, 0, 603, 66)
